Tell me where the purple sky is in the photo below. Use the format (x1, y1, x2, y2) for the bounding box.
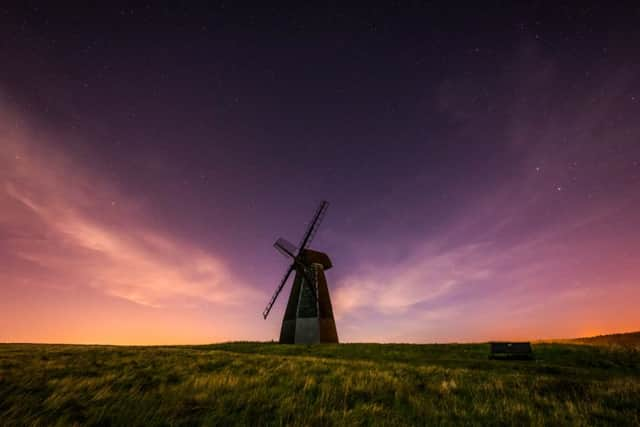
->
(1, 4, 639, 343)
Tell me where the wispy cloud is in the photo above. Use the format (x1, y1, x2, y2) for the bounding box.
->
(333, 242, 493, 316)
(0, 103, 262, 310)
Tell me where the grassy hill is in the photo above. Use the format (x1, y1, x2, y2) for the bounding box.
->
(1, 335, 639, 426)
(571, 332, 640, 348)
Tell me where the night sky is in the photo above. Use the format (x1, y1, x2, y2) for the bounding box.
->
(1, 4, 639, 344)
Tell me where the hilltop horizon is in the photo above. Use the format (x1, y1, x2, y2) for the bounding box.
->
(3, 329, 639, 347)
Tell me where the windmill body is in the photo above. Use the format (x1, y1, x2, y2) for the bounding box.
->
(280, 249, 338, 344)
(263, 202, 339, 344)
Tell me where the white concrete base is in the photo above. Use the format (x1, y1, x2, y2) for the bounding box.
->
(294, 317, 320, 344)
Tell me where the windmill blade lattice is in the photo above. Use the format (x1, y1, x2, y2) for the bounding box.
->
(263, 263, 295, 319)
(297, 201, 329, 254)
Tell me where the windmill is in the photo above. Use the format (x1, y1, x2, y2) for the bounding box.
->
(263, 201, 339, 344)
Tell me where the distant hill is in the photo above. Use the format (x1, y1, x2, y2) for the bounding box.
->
(572, 331, 640, 348)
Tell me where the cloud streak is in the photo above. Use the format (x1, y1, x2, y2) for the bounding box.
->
(1, 102, 262, 316)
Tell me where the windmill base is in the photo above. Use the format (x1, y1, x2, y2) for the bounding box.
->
(280, 317, 338, 344)
(285, 318, 318, 344)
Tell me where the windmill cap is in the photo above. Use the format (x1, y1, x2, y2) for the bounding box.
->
(301, 249, 332, 270)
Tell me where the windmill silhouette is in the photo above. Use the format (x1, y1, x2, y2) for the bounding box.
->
(263, 201, 338, 344)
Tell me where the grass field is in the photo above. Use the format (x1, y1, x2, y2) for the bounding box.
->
(1, 336, 639, 426)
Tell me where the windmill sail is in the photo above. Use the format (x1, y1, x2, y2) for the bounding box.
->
(297, 201, 329, 254)
(273, 238, 297, 259)
(263, 264, 295, 319)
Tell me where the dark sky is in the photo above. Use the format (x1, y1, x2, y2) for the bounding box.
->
(1, 3, 639, 343)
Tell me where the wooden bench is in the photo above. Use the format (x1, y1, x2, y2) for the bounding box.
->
(489, 342, 534, 360)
